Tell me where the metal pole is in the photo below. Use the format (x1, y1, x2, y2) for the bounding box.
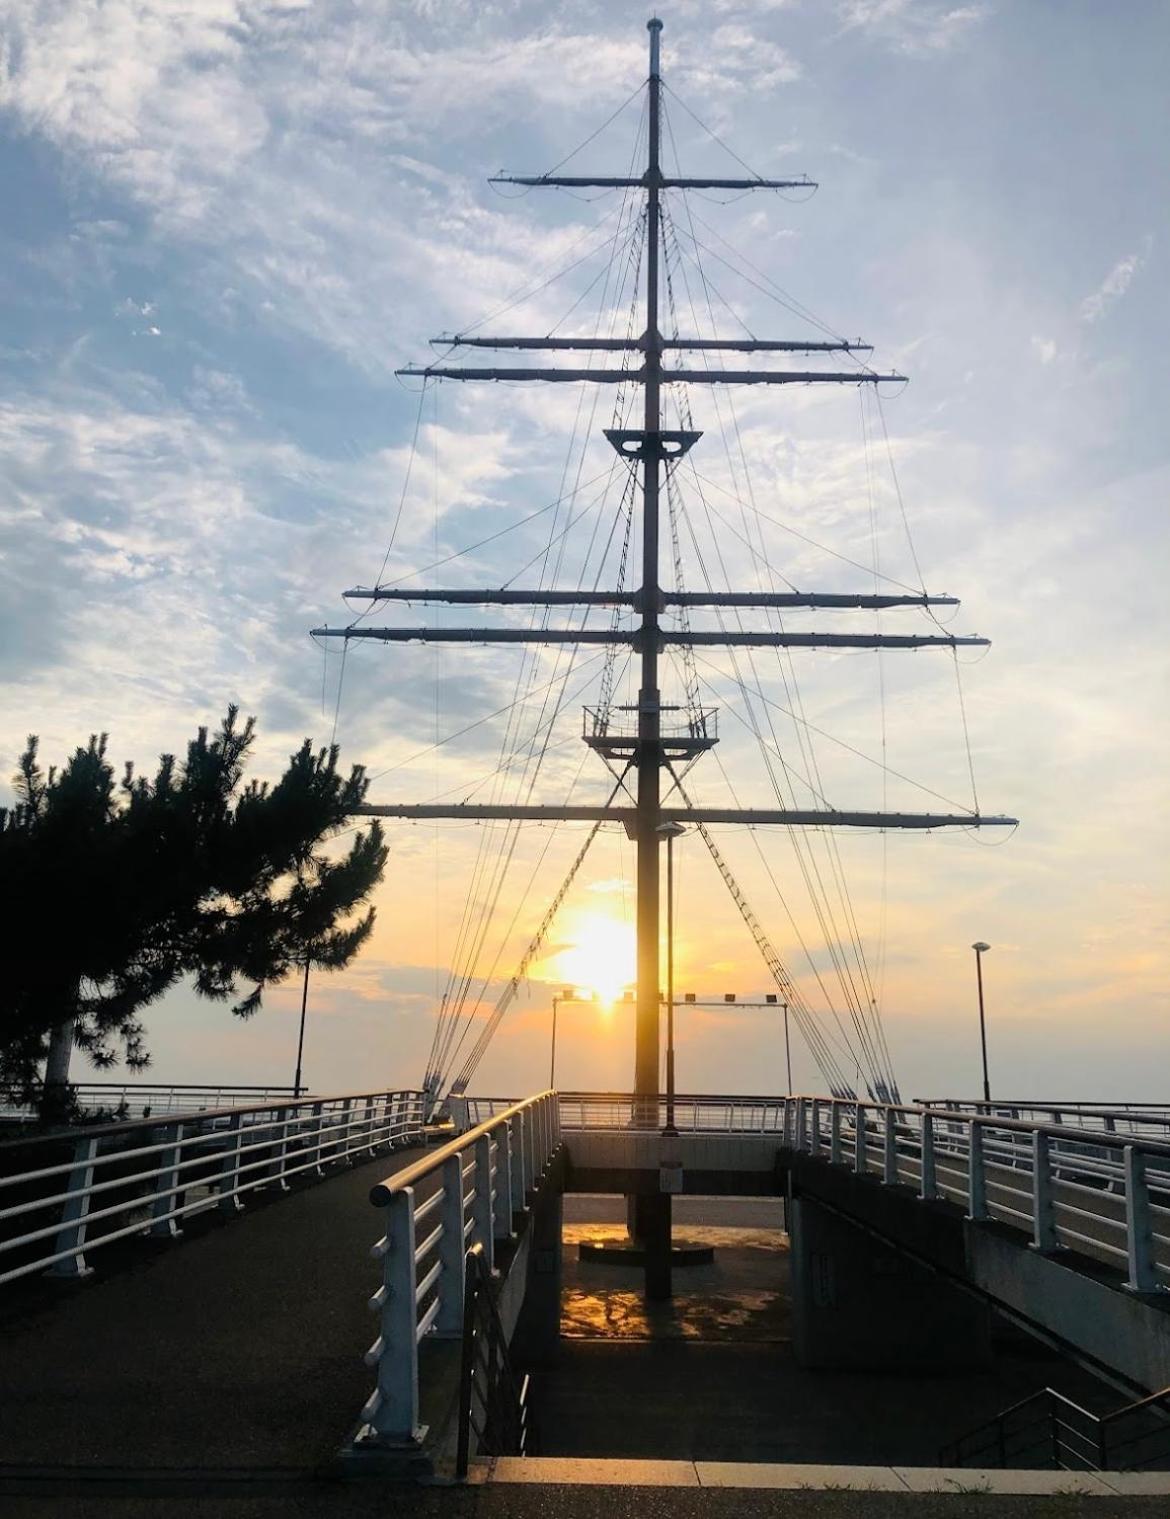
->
(293, 956, 311, 1099)
(665, 831, 676, 1135)
(973, 942, 991, 1102)
(782, 1000, 792, 1095)
(550, 997, 559, 1088)
(634, 15, 664, 1109)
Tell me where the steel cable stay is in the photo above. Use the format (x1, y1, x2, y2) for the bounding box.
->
(657, 197, 898, 1102)
(424, 166, 649, 1099)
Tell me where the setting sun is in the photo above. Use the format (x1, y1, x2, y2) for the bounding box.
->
(553, 913, 636, 1006)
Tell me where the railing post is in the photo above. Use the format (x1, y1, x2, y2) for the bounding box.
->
(883, 1107, 897, 1185)
(45, 1135, 99, 1279)
(493, 1122, 514, 1241)
(149, 1122, 185, 1238)
(855, 1104, 867, 1173)
(919, 1112, 937, 1201)
(335, 1097, 353, 1164)
(1124, 1145, 1158, 1292)
(522, 1105, 537, 1195)
(370, 1188, 424, 1444)
(436, 1153, 467, 1335)
(1032, 1130, 1058, 1252)
(810, 1099, 822, 1157)
(509, 1114, 527, 1218)
(795, 1097, 806, 1152)
(310, 1100, 326, 1176)
(473, 1133, 495, 1272)
(218, 1110, 245, 1212)
(268, 1106, 292, 1191)
(829, 1102, 843, 1165)
(363, 1097, 377, 1157)
(967, 1121, 988, 1220)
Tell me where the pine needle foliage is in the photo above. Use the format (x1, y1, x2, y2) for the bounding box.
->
(0, 708, 387, 1098)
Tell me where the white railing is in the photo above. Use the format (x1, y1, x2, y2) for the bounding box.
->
(0, 1089, 425, 1286)
(1, 1082, 306, 1124)
(467, 1091, 789, 1133)
(470, 1090, 1170, 1293)
(914, 1099, 1170, 1143)
(785, 1097, 1170, 1293)
(358, 1090, 560, 1448)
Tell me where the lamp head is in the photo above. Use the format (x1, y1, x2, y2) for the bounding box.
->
(656, 821, 686, 839)
(972, 941, 990, 954)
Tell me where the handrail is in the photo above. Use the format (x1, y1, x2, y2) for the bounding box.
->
(456, 1241, 533, 1477)
(942, 1382, 1170, 1471)
(356, 1089, 559, 1451)
(484, 1089, 1170, 1293)
(0, 1089, 426, 1286)
(369, 1090, 556, 1203)
(0, 1088, 406, 1151)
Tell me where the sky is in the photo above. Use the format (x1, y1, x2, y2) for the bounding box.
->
(1, 0, 1167, 1105)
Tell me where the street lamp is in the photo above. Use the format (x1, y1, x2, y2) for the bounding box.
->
(550, 988, 575, 1088)
(971, 942, 992, 1103)
(656, 821, 686, 1136)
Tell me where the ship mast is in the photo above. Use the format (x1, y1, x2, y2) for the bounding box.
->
(315, 18, 1015, 1293)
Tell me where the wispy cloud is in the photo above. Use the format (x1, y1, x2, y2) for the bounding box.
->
(836, 0, 988, 56)
(1079, 237, 1153, 324)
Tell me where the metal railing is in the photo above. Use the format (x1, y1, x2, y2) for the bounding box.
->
(784, 1097, 1170, 1293)
(358, 1090, 559, 1448)
(467, 1091, 789, 1133)
(456, 1241, 533, 1477)
(0, 1089, 425, 1286)
(468, 1091, 1170, 1291)
(1, 1082, 306, 1124)
(942, 1384, 1170, 1471)
(915, 1099, 1170, 1143)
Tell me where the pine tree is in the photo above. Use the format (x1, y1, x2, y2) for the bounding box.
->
(0, 709, 386, 1113)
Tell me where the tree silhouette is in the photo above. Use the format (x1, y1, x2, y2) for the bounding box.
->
(1, 709, 386, 1112)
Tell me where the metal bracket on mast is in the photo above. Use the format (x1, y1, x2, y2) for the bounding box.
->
(605, 428, 702, 461)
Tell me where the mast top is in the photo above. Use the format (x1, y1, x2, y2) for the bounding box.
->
(648, 17, 662, 76)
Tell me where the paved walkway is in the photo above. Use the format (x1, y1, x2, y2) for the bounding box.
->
(0, 1145, 427, 1474)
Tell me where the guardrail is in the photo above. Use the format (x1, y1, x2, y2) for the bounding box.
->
(357, 1090, 559, 1448)
(0, 1089, 425, 1287)
(468, 1091, 1170, 1292)
(467, 1091, 789, 1133)
(785, 1097, 1170, 1293)
(942, 1383, 1170, 1471)
(914, 1099, 1170, 1142)
(1, 1082, 306, 1124)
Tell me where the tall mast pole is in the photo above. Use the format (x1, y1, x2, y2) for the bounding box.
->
(635, 16, 665, 1106)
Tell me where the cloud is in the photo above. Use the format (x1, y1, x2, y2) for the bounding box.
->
(835, 0, 988, 56)
(1079, 237, 1153, 324)
(1030, 336, 1056, 365)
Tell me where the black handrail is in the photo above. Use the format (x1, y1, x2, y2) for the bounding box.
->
(942, 1384, 1170, 1471)
(455, 1243, 533, 1478)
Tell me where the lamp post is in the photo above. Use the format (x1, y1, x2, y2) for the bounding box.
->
(656, 821, 686, 1136)
(550, 987, 575, 1088)
(293, 957, 311, 1099)
(971, 941, 992, 1103)
(781, 999, 792, 1096)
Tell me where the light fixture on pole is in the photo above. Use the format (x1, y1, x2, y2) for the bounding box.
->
(656, 820, 686, 1136)
(971, 942, 992, 1103)
(550, 987, 576, 1088)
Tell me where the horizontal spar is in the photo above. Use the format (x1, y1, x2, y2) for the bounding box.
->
(397, 365, 904, 386)
(488, 174, 816, 191)
(341, 589, 960, 611)
(342, 589, 637, 606)
(352, 803, 1018, 829)
(312, 627, 987, 649)
(439, 335, 872, 355)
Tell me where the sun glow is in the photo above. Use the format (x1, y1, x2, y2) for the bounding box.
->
(555, 913, 636, 1007)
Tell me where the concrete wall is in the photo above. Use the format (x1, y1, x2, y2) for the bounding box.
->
(789, 1194, 992, 1371)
